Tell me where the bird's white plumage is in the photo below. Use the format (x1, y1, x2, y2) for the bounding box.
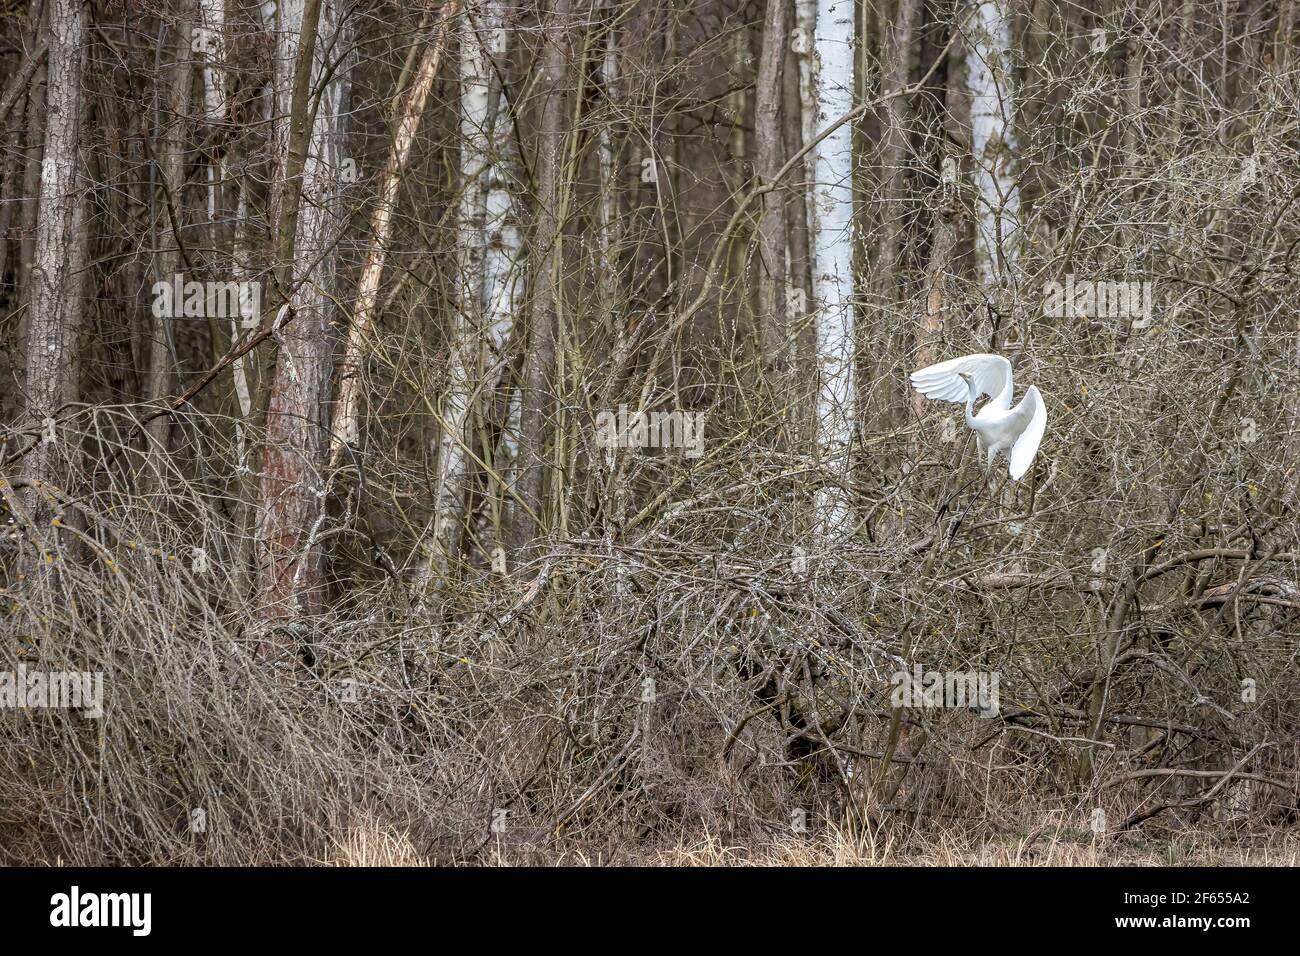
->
(909, 353, 1012, 406)
(909, 352, 1048, 481)
(1007, 385, 1046, 480)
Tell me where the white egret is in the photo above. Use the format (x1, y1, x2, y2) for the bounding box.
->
(909, 353, 1047, 480)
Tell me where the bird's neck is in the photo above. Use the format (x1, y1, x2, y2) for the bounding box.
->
(964, 384, 980, 427)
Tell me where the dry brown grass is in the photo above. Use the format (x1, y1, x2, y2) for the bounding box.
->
(326, 827, 430, 867)
(324, 823, 1300, 867)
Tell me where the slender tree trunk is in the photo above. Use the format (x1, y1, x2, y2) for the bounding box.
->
(795, 0, 817, 246)
(481, 8, 524, 554)
(17, 2, 46, 313)
(512, 0, 572, 559)
(0, 0, 43, 302)
(22, 0, 84, 520)
(912, 13, 957, 431)
(330, 4, 459, 464)
(596, 10, 618, 302)
(202, 0, 252, 459)
(810, 0, 855, 532)
(255, 0, 353, 629)
(148, 11, 194, 450)
(913, 160, 959, 426)
(872, 0, 918, 428)
(1277, 0, 1295, 73)
(755, 0, 791, 403)
(195, 0, 233, 346)
(267, 0, 324, 293)
(430, 2, 500, 578)
(785, 1, 815, 443)
(0, 93, 23, 294)
(196, 0, 228, 123)
(966, 0, 1021, 293)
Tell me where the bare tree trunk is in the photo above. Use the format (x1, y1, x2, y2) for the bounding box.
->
(756, 0, 790, 399)
(16, 1, 46, 315)
(794, 0, 817, 245)
(481, 6, 524, 556)
(786, 0, 815, 444)
(430, 2, 502, 579)
(330, 3, 459, 461)
(22, 0, 84, 520)
(912, 12, 957, 433)
(205, 0, 253, 458)
(196, 0, 228, 123)
(872, 0, 918, 428)
(0, 91, 24, 296)
(966, 0, 1021, 295)
(597, 13, 618, 305)
(147, 11, 194, 450)
(266, 0, 324, 290)
(810, 0, 855, 532)
(512, 0, 573, 559)
(0, 0, 43, 302)
(1277, 0, 1295, 73)
(913, 160, 959, 425)
(255, 0, 353, 630)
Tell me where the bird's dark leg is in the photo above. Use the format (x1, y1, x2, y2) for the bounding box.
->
(938, 472, 981, 520)
(947, 457, 995, 545)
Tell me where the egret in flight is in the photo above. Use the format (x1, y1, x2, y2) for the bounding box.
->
(909, 353, 1047, 480)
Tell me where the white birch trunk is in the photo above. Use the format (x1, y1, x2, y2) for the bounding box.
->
(967, 0, 1021, 290)
(196, 0, 228, 123)
(810, 0, 854, 531)
(483, 80, 523, 486)
(795, 0, 818, 252)
(434, 3, 520, 575)
(430, 8, 496, 572)
(196, 0, 227, 230)
(232, 188, 253, 459)
(597, 25, 617, 276)
(790, 0, 811, 188)
(598, 20, 627, 593)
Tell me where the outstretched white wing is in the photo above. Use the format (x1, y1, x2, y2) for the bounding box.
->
(1007, 385, 1047, 481)
(909, 353, 1013, 406)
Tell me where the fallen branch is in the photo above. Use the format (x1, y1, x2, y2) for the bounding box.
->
(1120, 742, 1272, 830)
